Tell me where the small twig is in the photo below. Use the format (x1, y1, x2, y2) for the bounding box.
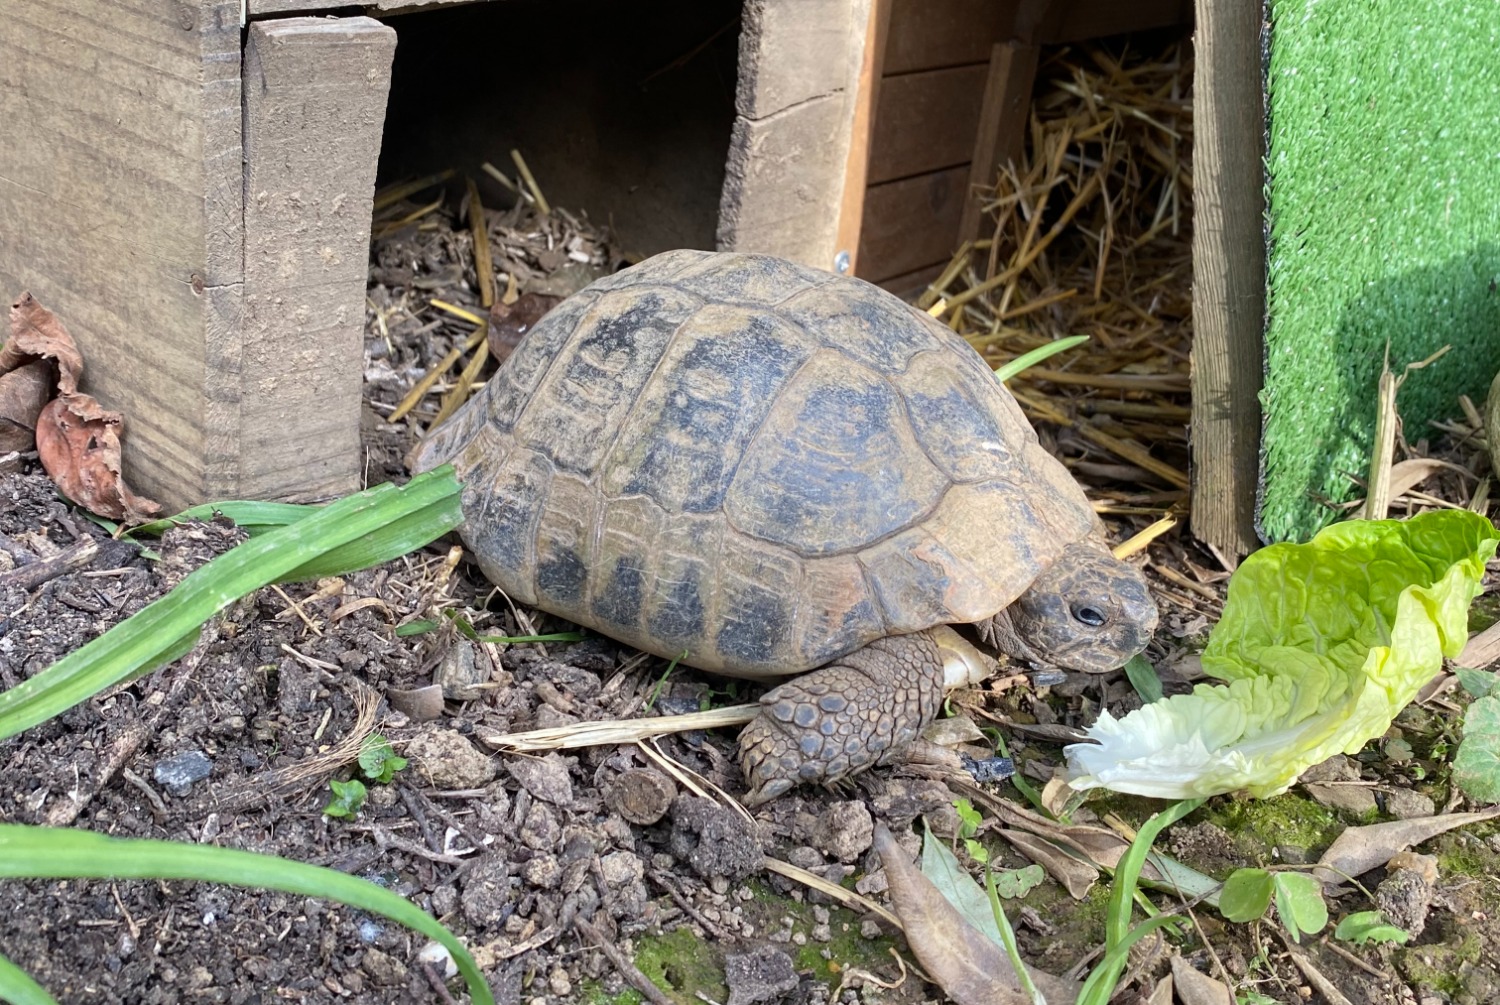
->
(647, 868, 732, 940)
(0, 538, 97, 590)
(575, 915, 674, 1005)
(419, 962, 459, 1004)
(120, 767, 169, 824)
(510, 149, 551, 216)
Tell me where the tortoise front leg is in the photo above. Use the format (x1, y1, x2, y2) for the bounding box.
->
(737, 631, 948, 806)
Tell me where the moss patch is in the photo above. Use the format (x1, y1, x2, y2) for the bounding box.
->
(632, 926, 729, 1003)
(1200, 794, 1344, 861)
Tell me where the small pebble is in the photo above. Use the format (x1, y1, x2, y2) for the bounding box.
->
(153, 750, 212, 796)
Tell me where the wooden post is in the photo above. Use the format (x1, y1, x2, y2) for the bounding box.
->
(1189, 0, 1266, 555)
(240, 18, 396, 500)
(717, 0, 869, 271)
(832, 0, 891, 279)
(959, 41, 1041, 245)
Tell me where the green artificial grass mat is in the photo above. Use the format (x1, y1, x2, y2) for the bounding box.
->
(1260, 0, 1500, 542)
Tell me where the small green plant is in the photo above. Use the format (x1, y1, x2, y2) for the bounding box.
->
(1074, 798, 1204, 1005)
(1220, 867, 1328, 942)
(323, 778, 368, 819)
(1334, 910, 1411, 946)
(358, 733, 408, 784)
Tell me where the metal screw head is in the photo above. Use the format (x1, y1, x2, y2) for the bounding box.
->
(834, 250, 851, 274)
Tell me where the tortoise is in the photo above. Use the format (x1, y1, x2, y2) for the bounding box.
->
(411, 250, 1157, 805)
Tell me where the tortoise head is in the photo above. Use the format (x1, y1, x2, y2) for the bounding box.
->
(987, 541, 1157, 673)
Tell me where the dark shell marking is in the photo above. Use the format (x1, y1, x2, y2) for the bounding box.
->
(413, 250, 1100, 677)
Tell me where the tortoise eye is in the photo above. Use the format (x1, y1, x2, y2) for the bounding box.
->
(1072, 604, 1107, 627)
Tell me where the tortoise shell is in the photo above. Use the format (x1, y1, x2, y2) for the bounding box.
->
(412, 250, 1101, 677)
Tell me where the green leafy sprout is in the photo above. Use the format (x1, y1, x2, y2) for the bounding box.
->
(358, 733, 409, 784)
(324, 778, 369, 820)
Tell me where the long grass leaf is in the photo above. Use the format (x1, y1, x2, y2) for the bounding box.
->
(0, 469, 461, 741)
(130, 500, 321, 537)
(0, 949, 58, 1005)
(0, 825, 491, 1005)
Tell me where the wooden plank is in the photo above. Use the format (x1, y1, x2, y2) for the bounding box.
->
(883, 0, 1013, 75)
(241, 18, 397, 501)
(877, 262, 947, 299)
(867, 64, 988, 185)
(0, 0, 242, 510)
(855, 165, 968, 283)
(833, 0, 891, 276)
(1189, 0, 1264, 555)
(1043, 0, 1194, 43)
(733, 0, 858, 119)
(719, 0, 866, 268)
(250, 0, 474, 12)
(959, 41, 1040, 244)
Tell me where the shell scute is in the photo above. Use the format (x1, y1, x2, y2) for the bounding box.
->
(601, 304, 816, 514)
(511, 285, 700, 476)
(725, 350, 948, 556)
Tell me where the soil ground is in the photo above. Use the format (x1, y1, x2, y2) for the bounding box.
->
(4, 188, 1500, 1005)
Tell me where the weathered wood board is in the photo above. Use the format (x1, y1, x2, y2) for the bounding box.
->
(0, 0, 243, 508)
(241, 18, 396, 501)
(1189, 0, 1265, 555)
(717, 0, 869, 272)
(0, 4, 394, 510)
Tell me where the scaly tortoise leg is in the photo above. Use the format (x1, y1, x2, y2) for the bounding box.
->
(737, 630, 953, 807)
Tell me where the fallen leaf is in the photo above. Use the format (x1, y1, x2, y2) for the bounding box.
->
(1452, 695, 1500, 803)
(874, 822, 1078, 1005)
(1169, 956, 1232, 1005)
(36, 396, 159, 522)
(1314, 807, 1500, 886)
(999, 828, 1099, 899)
(4, 291, 84, 391)
(487, 292, 560, 364)
(0, 359, 52, 451)
(1384, 458, 1459, 502)
(7, 294, 161, 522)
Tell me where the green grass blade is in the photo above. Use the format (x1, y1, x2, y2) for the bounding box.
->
(130, 500, 322, 537)
(1106, 799, 1202, 947)
(0, 948, 58, 1005)
(0, 825, 491, 1005)
(994, 335, 1091, 382)
(1075, 913, 1183, 1005)
(0, 469, 462, 741)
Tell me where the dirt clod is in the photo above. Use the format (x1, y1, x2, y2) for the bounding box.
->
(724, 944, 799, 1005)
(508, 751, 575, 806)
(404, 725, 498, 788)
(670, 795, 764, 881)
(811, 800, 874, 863)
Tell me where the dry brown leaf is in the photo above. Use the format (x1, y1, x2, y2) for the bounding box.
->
(1313, 807, 1500, 886)
(0, 359, 52, 451)
(872, 822, 1077, 1005)
(1384, 458, 1461, 501)
(999, 828, 1099, 899)
(1169, 956, 1232, 1005)
(4, 292, 84, 390)
(7, 294, 161, 522)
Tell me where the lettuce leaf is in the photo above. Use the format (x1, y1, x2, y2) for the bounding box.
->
(1065, 510, 1499, 799)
